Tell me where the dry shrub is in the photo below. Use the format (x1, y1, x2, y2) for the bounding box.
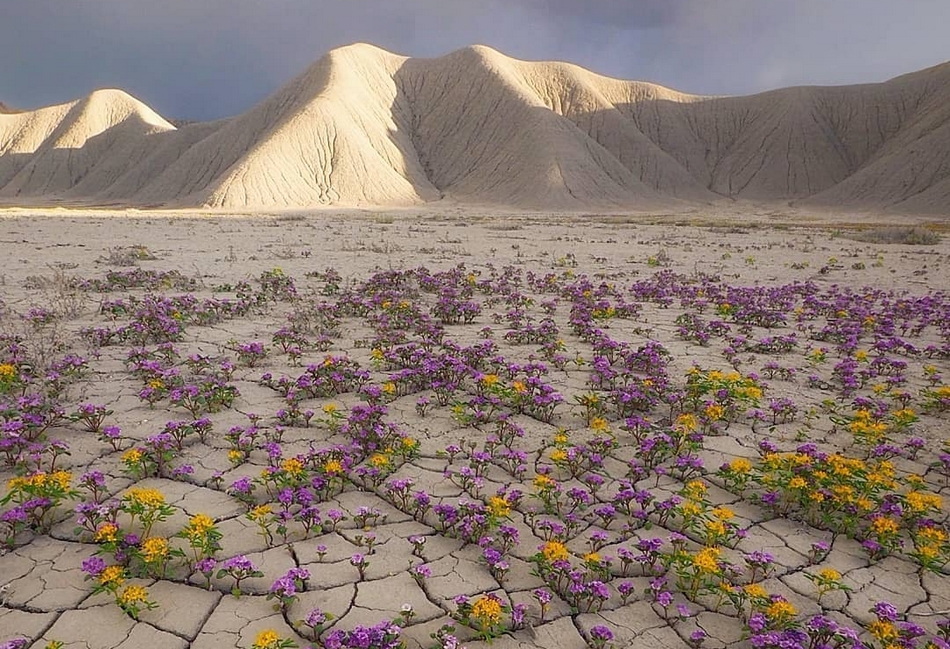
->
(843, 226, 940, 245)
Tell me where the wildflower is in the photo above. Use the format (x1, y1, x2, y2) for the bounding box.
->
(766, 598, 797, 621)
(819, 568, 841, 582)
(99, 565, 125, 586)
(324, 459, 343, 475)
(0, 363, 16, 380)
(675, 413, 699, 431)
(122, 448, 143, 464)
(252, 629, 283, 649)
(281, 457, 305, 476)
(693, 547, 720, 573)
(125, 488, 165, 508)
(868, 620, 899, 643)
(704, 404, 724, 421)
(187, 513, 215, 537)
(141, 537, 169, 562)
(541, 540, 569, 562)
(729, 458, 752, 473)
(95, 523, 119, 543)
(249, 504, 272, 522)
(120, 585, 150, 605)
(487, 496, 511, 518)
(471, 594, 503, 626)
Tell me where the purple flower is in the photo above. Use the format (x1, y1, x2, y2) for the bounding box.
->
(873, 601, 899, 622)
(81, 556, 107, 578)
(305, 608, 327, 627)
(589, 625, 613, 642)
(533, 588, 552, 604)
(195, 557, 217, 575)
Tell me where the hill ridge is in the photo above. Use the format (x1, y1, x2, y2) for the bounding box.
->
(2, 43, 949, 212)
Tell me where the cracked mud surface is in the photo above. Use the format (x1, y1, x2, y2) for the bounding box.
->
(0, 212, 949, 648)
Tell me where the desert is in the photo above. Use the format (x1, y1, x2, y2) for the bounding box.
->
(1, 39, 950, 649)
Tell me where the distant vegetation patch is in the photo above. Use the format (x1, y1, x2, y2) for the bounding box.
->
(839, 225, 941, 245)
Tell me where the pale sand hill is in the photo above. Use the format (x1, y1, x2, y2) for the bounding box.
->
(1, 44, 948, 212)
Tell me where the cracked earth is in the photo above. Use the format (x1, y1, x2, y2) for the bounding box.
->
(0, 211, 948, 649)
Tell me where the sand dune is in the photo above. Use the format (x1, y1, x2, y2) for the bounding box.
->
(1, 44, 948, 211)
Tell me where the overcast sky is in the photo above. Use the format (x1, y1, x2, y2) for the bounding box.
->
(2, 0, 948, 121)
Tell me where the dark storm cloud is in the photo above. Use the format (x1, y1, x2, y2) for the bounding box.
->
(1, 0, 947, 121)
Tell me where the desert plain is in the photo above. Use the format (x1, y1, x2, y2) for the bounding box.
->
(0, 205, 948, 649)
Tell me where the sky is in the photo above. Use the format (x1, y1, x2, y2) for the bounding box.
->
(2, 0, 948, 121)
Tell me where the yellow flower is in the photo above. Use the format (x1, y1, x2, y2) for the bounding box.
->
(693, 547, 720, 573)
(916, 544, 940, 561)
(401, 437, 418, 450)
(187, 514, 215, 539)
(122, 448, 143, 464)
(471, 595, 503, 626)
(147, 378, 165, 390)
(917, 527, 948, 543)
(0, 363, 17, 380)
(323, 403, 338, 414)
(533, 474, 555, 490)
(141, 537, 169, 562)
(583, 552, 601, 565)
(743, 583, 768, 599)
(249, 505, 272, 522)
(675, 413, 699, 432)
(488, 496, 511, 518)
(50, 470, 72, 490)
(684, 480, 708, 499)
(590, 417, 609, 432)
(281, 457, 305, 476)
(905, 491, 941, 513)
(854, 350, 868, 361)
(253, 629, 282, 649)
(324, 459, 343, 475)
(369, 453, 390, 468)
(481, 374, 499, 386)
(871, 517, 900, 536)
(743, 386, 763, 400)
(95, 523, 119, 543)
(788, 477, 808, 490)
(512, 380, 527, 394)
(126, 488, 165, 508)
(705, 520, 727, 538)
(382, 382, 396, 394)
(680, 501, 703, 518)
(99, 565, 125, 586)
(553, 432, 569, 446)
(766, 599, 796, 620)
(712, 506, 734, 520)
(541, 541, 569, 562)
(868, 620, 899, 642)
(819, 568, 841, 582)
(729, 458, 752, 474)
(228, 449, 244, 463)
(704, 403, 724, 421)
(550, 448, 568, 463)
(119, 585, 149, 604)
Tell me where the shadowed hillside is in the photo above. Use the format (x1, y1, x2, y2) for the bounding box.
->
(1, 44, 948, 212)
